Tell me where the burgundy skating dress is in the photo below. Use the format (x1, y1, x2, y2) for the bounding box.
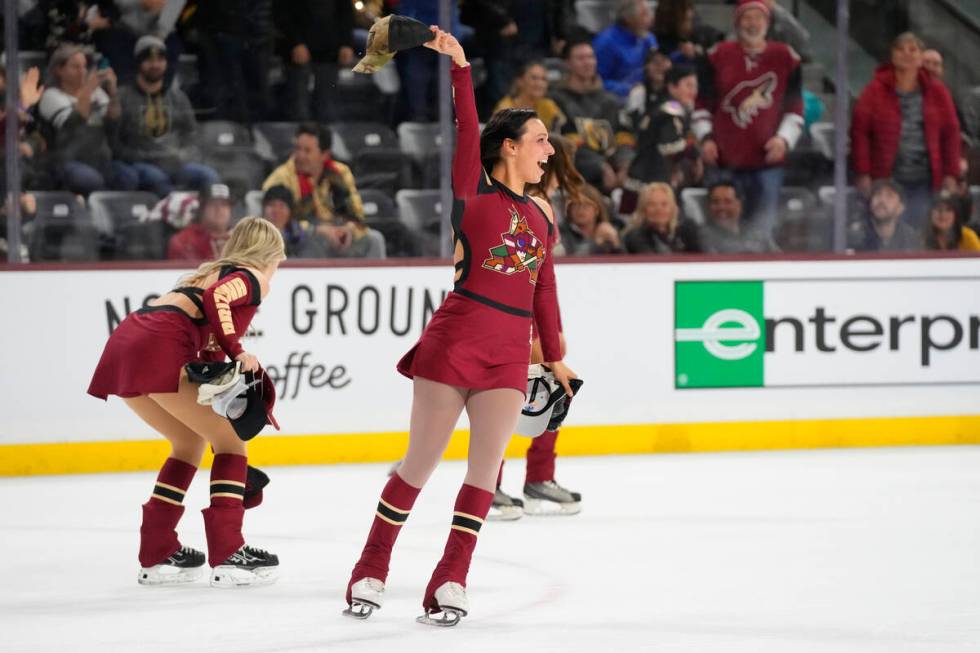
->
(396, 63, 562, 393)
(88, 266, 262, 399)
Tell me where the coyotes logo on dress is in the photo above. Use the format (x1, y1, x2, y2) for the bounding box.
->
(721, 71, 778, 129)
(482, 206, 545, 284)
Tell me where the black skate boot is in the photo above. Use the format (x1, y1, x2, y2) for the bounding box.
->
(138, 545, 206, 585)
(210, 545, 280, 588)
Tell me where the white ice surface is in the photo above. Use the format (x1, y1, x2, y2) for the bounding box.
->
(2, 447, 979, 653)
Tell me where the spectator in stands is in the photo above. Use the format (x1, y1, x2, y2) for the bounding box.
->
(262, 123, 386, 259)
(274, 0, 354, 123)
(851, 33, 961, 229)
(592, 0, 656, 98)
(261, 184, 338, 258)
(762, 0, 811, 62)
(112, 36, 219, 197)
(700, 181, 779, 253)
(924, 193, 980, 252)
(652, 0, 722, 65)
(624, 48, 672, 127)
(0, 65, 48, 189)
(196, 0, 273, 123)
(509, 0, 576, 60)
(551, 38, 634, 193)
(39, 43, 137, 195)
(623, 181, 702, 253)
(25, 0, 108, 51)
(461, 0, 521, 111)
(559, 184, 623, 255)
(167, 182, 232, 260)
(847, 179, 921, 252)
(693, 0, 803, 237)
(89, 0, 186, 86)
(622, 65, 701, 213)
(922, 48, 944, 81)
(393, 0, 467, 122)
(492, 61, 566, 132)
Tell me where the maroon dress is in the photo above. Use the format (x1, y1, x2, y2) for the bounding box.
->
(88, 267, 262, 399)
(397, 63, 562, 394)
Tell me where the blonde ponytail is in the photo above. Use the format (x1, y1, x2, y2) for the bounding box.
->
(179, 217, 286, 287)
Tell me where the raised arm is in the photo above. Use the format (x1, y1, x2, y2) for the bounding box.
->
(424, 27, 482, 197)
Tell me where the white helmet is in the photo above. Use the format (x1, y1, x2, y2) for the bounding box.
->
(515, 364, 583, 438)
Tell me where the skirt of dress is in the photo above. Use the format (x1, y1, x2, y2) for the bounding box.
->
(87, 310, 205, 399)
(397, 292, 532, 394)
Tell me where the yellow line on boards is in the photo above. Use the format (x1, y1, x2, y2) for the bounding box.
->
(1, 415, 979, 477)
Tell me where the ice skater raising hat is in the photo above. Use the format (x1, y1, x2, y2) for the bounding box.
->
(515, 365, 584, 438)
(353, 14, 436, 74)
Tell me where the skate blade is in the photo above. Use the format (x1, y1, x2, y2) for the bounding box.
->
(343, 601, 378, 619)
(487, 505, 524, 521)
(138, 565, 204, 586)
(416, 608, 464, 627)
(210, 565, 279, 588)
(523, 497, 582, 516)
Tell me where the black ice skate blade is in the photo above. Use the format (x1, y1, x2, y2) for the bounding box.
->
(343, 602, 378, 619)
(416, 609, 464, 627)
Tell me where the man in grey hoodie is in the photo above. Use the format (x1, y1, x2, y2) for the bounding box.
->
(112, 36, 219, 196)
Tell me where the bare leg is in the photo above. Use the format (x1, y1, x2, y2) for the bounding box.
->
(149, 372, 245, 456)
(122, 395, 206, 570)
(463, 388, 525, 491)
(123, 395, 207, 465)
(149, 373, 255, 572)
(397, 377, 468, 488)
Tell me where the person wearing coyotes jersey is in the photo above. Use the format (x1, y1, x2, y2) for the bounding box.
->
(344, 27, 577, 627)
(692, 0, 803, 236)
(88, 218, 285, 588)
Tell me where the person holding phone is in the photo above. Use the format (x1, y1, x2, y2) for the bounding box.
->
(38, 44, 137, 194)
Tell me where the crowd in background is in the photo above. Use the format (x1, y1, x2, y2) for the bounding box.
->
(2, 0, 979, 263)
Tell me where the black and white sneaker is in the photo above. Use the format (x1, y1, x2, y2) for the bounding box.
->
(138, 545, 206, 585)
(487, 487, 524, 521)
(523, 480, 582, 516)
(210, 545, 280, 588)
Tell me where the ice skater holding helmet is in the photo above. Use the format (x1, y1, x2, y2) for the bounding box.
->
(344, 22, 577, 626)
(88, 217, 286, 588)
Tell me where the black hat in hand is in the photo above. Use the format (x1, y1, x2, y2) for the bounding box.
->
(353, 14, 436, 74)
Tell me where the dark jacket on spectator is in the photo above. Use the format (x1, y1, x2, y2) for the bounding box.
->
(626, 98, 698, 187)
(851, 64, 960, 191)
(273, 0, 354, 63)
(112, 82, 201, 175)
(623, 217, 702, 254)
(552, 77, 635, 185)
(197, 0, 272, 42)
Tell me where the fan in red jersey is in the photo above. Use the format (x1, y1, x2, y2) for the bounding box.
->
(692, 0, 803, 237)
(343, 26, 577, 627)
(88, 217, 285, 589)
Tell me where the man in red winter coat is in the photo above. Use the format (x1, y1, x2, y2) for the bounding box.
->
(850, 32, 960, 228)
(693, 0, 803, 238)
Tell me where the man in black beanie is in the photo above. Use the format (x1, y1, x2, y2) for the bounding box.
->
(112, 36, 220, 197)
